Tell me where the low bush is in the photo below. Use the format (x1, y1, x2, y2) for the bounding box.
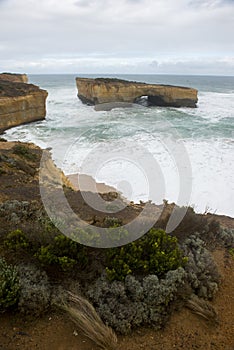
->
(35, 234, 89, 271)
(86, 267, 187, 334)
(84, 229, 221, 334)
(0, 257, 20, 311)
(181, 234, 220, 299)
(216, 228, 234, 248)
(103, 217, 122, 227)
(12, 144, 37, 161)
(229, 248, 234, 259)
(105, 228, 187, 281)
(4, 229, 30, 251)
(17, 264, 51, 316)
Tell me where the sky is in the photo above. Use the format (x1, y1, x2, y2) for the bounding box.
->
(0, 0, 234, 75)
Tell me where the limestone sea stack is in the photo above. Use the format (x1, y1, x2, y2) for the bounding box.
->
(0, 73, 48, 133)
(76, 77, 198, 109)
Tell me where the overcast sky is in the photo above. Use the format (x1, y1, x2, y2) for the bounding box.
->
(0, 0, 234, 75)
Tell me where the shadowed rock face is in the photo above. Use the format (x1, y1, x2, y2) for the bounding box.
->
(0, 74, 48, 133)
(76, 77, 198, 109)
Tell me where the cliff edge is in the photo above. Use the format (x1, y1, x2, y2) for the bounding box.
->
(0, 73, 48, 133)
(76, 77, 198, 108)
(0, 72, 28, 83)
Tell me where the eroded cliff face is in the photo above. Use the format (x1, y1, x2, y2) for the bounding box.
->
(0, 73, 28, 83)
(0, 75, 48, 133)
(76, 78, 198, 108)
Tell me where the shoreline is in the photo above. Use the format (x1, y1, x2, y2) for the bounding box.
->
(68, 172, 234, 219)
(67, 173, 119, 194)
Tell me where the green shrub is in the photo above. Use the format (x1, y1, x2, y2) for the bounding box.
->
(4, 229, 29, 251)
(104, 217, 122, 227)
(36, 246, 57, 266)
(0, 167, 6, 175)
(0, 258, 20, 310)
(12, 144, 36, 161)
(72, 225, 130, 247)
(17, 264, 51, 316)
(57, 256, 77, 271)
(105, 228, 187, 281)
(229, 248, 234, 259)
(35, 234, 88, 271)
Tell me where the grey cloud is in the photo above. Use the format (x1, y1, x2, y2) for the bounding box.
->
(126, 0, 144, 3)
(0, 55, 233, 75)
(0, 0, 233, 74)
(189, 0, 234, 7)
(74, 1, 89, 7)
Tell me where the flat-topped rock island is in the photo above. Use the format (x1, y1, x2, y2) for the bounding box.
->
(76, 77, 198, 109)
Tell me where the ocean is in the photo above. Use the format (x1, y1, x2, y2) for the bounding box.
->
(4, 74, 234, 217)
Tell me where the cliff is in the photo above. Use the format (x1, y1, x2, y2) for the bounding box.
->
(0, 73, 28, 83)
(76, 77, 198, 108)
(0, 75, 48, 133)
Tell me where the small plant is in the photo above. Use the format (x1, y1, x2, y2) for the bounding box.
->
(12, 144, 36, 161)
(57, 256, 77, 272)
(0, 258, 20, 310)
(35, 234, 88, 271)
(0, 167, 6, 175)
(229, 248, 234, 259)
(61, 291, 117, 350)
(4, 229, 29, 251)
(105, 228, 187, 281)
(86, 267, 187, 334)
(36, 246, 57, 266)
(17, 264, 51, 316)
(186, 294, 218, 325)
(182, 234, 219, 299)
(104, 217, 122, 227)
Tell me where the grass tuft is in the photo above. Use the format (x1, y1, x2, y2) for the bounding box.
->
(59, 291, 117, 350)
(186, 294, 218, 325)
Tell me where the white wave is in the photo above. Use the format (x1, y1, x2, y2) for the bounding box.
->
(185, 91, 234, 122)
(3, 76, 234, 217)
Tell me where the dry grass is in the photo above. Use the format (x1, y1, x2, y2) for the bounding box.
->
(59, 291, 117, 350)
(186, 294, 219, 325)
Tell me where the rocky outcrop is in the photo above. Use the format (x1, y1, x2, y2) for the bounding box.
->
(0, 73, 28, 83)
(76, 78, 198, 108)
(0, 75, 48, 133)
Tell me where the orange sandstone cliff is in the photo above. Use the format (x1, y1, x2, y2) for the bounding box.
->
(76, 77, 198, 108)
(0, 73, 48, 133)
(0, 72, 28, 83)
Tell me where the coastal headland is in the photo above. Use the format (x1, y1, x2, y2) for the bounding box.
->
(0, 73, 48, 133)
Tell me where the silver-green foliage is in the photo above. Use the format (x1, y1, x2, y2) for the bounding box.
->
(218, 228, 234, 248)
(16, 264, 51, 316)
(86, 267, 186, 334)
(0, 257, 20, 310)
(182, 234, 219, 299)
